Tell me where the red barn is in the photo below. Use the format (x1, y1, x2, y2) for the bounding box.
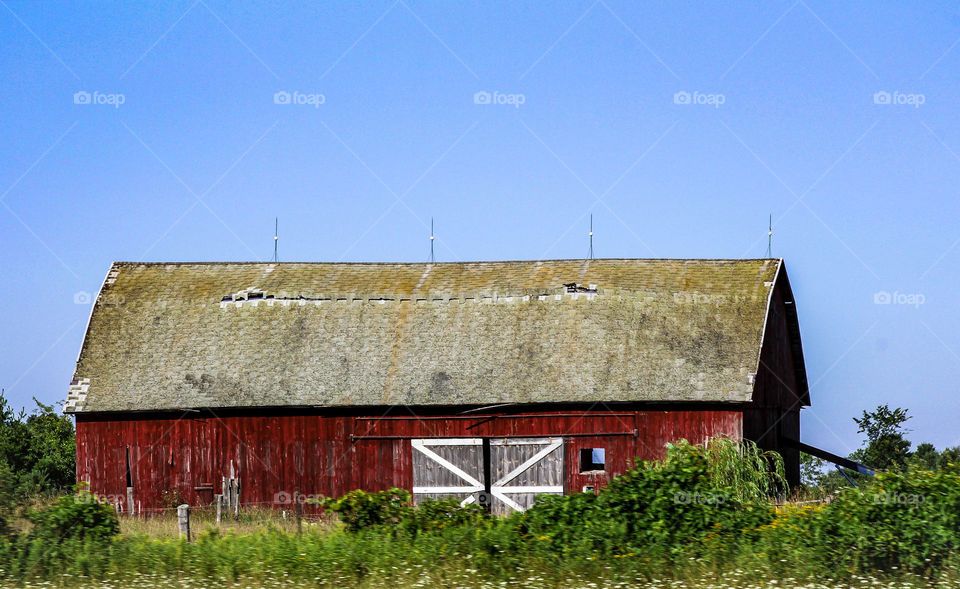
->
(66, 258, 808, 513)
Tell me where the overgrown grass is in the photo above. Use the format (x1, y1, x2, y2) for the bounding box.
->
(3, 437, 959, 587)
(118, 506, 330, 538)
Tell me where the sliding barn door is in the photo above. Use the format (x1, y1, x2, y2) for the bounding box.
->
(411, 437, 564, 514)
(489, 437, 564, 515)
(411, 438, 484, 506)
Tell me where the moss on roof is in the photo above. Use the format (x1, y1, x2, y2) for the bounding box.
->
(66, 259, 783, 412)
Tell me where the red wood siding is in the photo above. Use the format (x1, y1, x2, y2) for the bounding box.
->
(75, 409, 743, 510)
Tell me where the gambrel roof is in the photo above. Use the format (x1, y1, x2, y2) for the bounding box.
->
(65, 259, 807, 413)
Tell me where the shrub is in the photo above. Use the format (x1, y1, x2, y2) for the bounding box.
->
(762, 468, 960, 577)
(704, 437, 787, 501)
(320, 487, 412, 532)
(27, 488, 119, 544)
(516, 438, 777, 560)
(159, 488, 185, 508)
(399, 497, 486, 534)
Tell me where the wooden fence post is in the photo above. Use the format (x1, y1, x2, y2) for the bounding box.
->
(233, 478, 240, 521)
(126, 486, 134, 516)
(177, 504, 191, 542)
(295, 494, 303, 536)
(215, 494, 223, 525)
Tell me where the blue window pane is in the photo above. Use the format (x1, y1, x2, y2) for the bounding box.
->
(592, 448, 605, 464)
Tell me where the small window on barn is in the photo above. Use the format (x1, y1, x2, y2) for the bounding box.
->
(579, 448, 605, 473)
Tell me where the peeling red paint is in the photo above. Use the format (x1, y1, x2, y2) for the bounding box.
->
(75, 408, 744, 510)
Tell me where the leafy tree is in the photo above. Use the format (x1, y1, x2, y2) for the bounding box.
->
(799, 452, 825, 487)
(797, 451, 847, 495)
(0, 394, 30, 474)
(22, 400, 75, 491)
(940, 446, 960, 471)
(0, 391, 75, 497)
(850, 404, 911, 471)
(0, 461, 17, 537)
(906, 444, 960, 473)
(910, 442, 939, 471)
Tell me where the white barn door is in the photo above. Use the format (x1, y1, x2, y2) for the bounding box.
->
(489, 437, 564, 515)
(411, 437, 564, 514)
(411, 438, 484, 506)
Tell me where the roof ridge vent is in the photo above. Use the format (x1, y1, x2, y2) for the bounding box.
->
(222, 287, 270, 302)
(564, 282, 598, 294)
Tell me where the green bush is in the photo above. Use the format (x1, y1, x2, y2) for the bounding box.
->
(515, 438, 777, 560)
(320, 487, 412, 532)
(760, 468, 960, 577)
(321, 488, 487, 535)
(399, 496, 487, 534)
(27, 488, 120, 544)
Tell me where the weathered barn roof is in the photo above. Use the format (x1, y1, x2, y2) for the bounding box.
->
(65, 259, 804, 413)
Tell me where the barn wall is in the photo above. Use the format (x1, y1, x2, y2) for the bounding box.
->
(746, 275, 804, 487)
(75, 408, 742, 511)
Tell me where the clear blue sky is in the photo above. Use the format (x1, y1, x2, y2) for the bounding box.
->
(1, 1, 958, 457)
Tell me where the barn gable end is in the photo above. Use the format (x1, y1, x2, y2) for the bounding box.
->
(745, 264, 808, 484)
